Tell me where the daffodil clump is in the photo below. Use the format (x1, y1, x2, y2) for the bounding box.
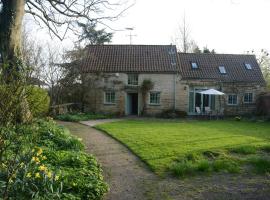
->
(26, 147, 60, 182)
(0, 119, 107, 199)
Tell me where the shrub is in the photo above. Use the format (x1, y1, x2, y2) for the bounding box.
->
(159, 109, 187, 119)
(36, 120, 84, 151)
(26, 86, 50, 117)
(56, 113, 112, 122)
(235, 116, 242, 121)
(0, 119, 108, 199)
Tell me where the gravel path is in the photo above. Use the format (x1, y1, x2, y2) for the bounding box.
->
(58, 121, 169, 200)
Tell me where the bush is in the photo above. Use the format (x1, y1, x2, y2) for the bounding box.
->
(56, 113, 112, 122)
(26, 86, 50, 117)
(0, 119, 108, 199)
(159, 109, 187, 119)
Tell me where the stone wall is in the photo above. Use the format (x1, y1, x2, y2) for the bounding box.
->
(178, 79, 266, 115)
(82, 72, 177, 116)
(82, 73, 266, 116)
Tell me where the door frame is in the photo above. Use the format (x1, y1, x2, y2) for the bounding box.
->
(190, 87, 212, 114)
(125, 92, 139, 116)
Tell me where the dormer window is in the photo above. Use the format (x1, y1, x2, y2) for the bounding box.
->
(219, 66, 226, 74)
(191, 62, 198, 69)
(244, 63, 252, 70)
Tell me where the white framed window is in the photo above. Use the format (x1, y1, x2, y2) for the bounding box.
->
(149, 92, 161, 105)
(244, 93, 253, 103)
(244, 63, 252, 70)
(104, 91, 116, 104)
(227, 94, 237, 105)
(128, 74, 138, 86)
(219, 66, 226, 74)
(191, 62, 198, 69)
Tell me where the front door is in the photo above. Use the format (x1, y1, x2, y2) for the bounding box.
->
(126, 93, 138, 115)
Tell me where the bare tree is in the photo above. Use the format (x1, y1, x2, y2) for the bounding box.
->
(255, 49, 270, 89)
(41, 44, 64, 105)
(172, 15, 198, 53)
(0, 0, 132, 122)
(21, 25, 45, 82)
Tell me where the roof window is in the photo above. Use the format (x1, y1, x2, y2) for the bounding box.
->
(244, 63, 252, 70)
(191, 62, 198, 69)
(219, 66, 226, 74)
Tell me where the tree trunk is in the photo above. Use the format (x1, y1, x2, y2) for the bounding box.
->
(0, 0, 25, 65)
(0, 0, 32, 123)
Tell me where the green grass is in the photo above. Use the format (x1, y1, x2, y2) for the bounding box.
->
(56, 112, 113, 122)
(96, 120, 270, 176)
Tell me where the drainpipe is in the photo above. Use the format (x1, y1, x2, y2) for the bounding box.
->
(173, 73, 176, 111)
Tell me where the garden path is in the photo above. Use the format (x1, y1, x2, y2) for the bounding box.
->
(58, 121, 169, 200)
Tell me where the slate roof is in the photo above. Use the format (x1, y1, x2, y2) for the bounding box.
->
(81, 45, 177, 73)
(177, 53, 265, 84)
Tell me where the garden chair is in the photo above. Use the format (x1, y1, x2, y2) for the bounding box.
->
(195, 107, 201, 115)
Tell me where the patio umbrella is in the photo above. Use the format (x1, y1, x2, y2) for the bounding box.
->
(199, 89, 224, 95)
(199, 89, 225, 118)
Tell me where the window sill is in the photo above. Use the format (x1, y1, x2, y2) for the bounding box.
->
(149, 103, 161, 106)
(227, 104, 238, 106)
(104, 103, 116, 105)
(127, 84, 139, 86)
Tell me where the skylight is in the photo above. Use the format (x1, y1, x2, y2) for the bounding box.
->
(244, 63, 252, 70)
(219, 66, 226, 74)
(191, 62, 198, 69)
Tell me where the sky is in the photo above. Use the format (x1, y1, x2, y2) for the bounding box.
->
(28, 0, 270, 54)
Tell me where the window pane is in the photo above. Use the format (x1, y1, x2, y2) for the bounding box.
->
(245, 63, 252, 70)
(150, 92, 160, 104)
(219, 66, 226, 74)
(228, 94, 237, 105)
(191, 62, 198, 69)
(128, 74, 138, 85)
(244, 93, 253, 103)
(105, 92, 115, 103)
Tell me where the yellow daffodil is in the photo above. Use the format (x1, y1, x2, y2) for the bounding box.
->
(35, 172, 41, 179)
(39, 165, 47, 171)
(31, 157, 40, 164)
(41, 156, 47, 160)
(47, 171, 52, 178)
(55, 175, 59, 181)
(36, 148, 43, 156)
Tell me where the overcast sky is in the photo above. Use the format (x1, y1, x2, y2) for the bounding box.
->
(109, 0, 270, 53)
(28, 0, 270, 54)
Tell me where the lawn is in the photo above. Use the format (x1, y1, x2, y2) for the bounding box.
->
(96, 119, 270, 176)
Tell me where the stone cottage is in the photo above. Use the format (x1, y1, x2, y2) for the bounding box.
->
(80, 44, 266, 116)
